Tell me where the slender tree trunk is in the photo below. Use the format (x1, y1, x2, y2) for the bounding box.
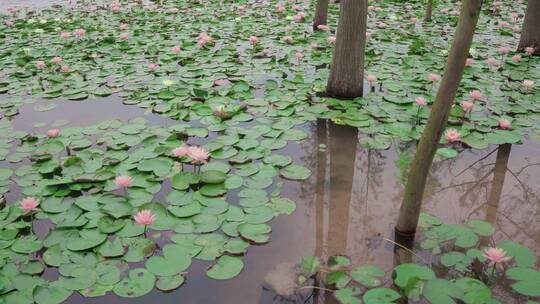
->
(424, 0, 433, 22)
(396, 0, 484, 236)
(313, 0, 330, 30)
(518, 0, 540, 55)
(326, 0, 367, 99)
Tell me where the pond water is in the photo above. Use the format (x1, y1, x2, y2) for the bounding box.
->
(1, 0, 539, 303)
(3, 96, 539, 303)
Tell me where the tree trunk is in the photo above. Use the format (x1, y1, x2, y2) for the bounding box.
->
(424, 0, 433, 22)
(395, 0, 484, 236)
(518, 0, 540, 55)
(313, 0, 330, 30)
(326, 0, 367, 99)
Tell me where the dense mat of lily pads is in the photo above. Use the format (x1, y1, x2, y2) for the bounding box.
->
(0, 116, 308, 302)
(0, 0, 539, 303)
(288, 214, 539, 304)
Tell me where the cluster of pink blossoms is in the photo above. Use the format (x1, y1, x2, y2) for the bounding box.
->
(198, 33, 212, 47)
(172, 145, 210, 164)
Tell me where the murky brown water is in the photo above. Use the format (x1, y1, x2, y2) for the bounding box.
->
(3, 95, 539, 303)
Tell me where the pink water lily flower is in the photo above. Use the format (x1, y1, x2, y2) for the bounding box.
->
(282, 36, 293, 44)
(428, 73, 441, 82)
(511, 12, 519, 20)
(317, 24, 329, 31)
(498, 47, 510, 55)
(198, 32, 212, 47)
(295, 51, 304, 61)
(47, 129, 60, 137)
(119, 23, 129, 30)
(499, 21, 509, 28)
(470, 90, 482, 100)
(110, 2, 121, 12)
(525, 47, 535, 55)
(511, 54, 521, 62)
(168, 7, 179, 14)
(51, 57, 62, 65)
(483, 247, 511, 270)
(60, 32, 71, 39)
(465, 58, 474, 66)
(134, 209, 156, 226)
(74, 28, 86, 38)
(7, 6, 19, 15)
(294, 12, 305, 22)
(60, 65, 69, 73)
(188, 146, 209, 164)
(171, 46, 181, 54)
(249, 35, 258, 45)
(275, 4, 285, 13)
(20, 197, 40, 214)
(512, 26, 520, 33)
(415, 97, 427, 106)
(35, 61, 46, 69)
(292, 5, 301, 11)
(119, 33, 129, 40)
(486, 58, 498, 66)
(366, 74, 377, 83)
(498, 118, 511, 129)
(115, 175, 133, 189)
(172, 145, 189, 157)
(444, 128, 460, 142)
(4, 20, 14, 27)
(461, 101, 474, 113)
(147, 63, 158, 72)
(327, 36, 336, 44)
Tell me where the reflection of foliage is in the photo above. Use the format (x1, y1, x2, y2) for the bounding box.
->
(394, 149, 413, 186)
(408, 34, 427, 56)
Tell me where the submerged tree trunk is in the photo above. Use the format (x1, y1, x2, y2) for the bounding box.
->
(518, 0, 540, 55)
(326, 0, 367, 99)
(396, 0, 484, 236)
(424, 0, 433, 22)
(313, 0, 330, 30)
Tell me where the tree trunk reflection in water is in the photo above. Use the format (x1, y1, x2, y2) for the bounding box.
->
(327, 122, 357, 256)
(314, 120, 358, 303)
(484, 144, 512, 243)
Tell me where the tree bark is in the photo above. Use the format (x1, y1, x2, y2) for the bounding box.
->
(326, 0, 367, 99)
(518, 0, 540, 55)
(396, 0, 484, 236)
(313, 0, 330, 30)
(424, 0, 433, 22)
